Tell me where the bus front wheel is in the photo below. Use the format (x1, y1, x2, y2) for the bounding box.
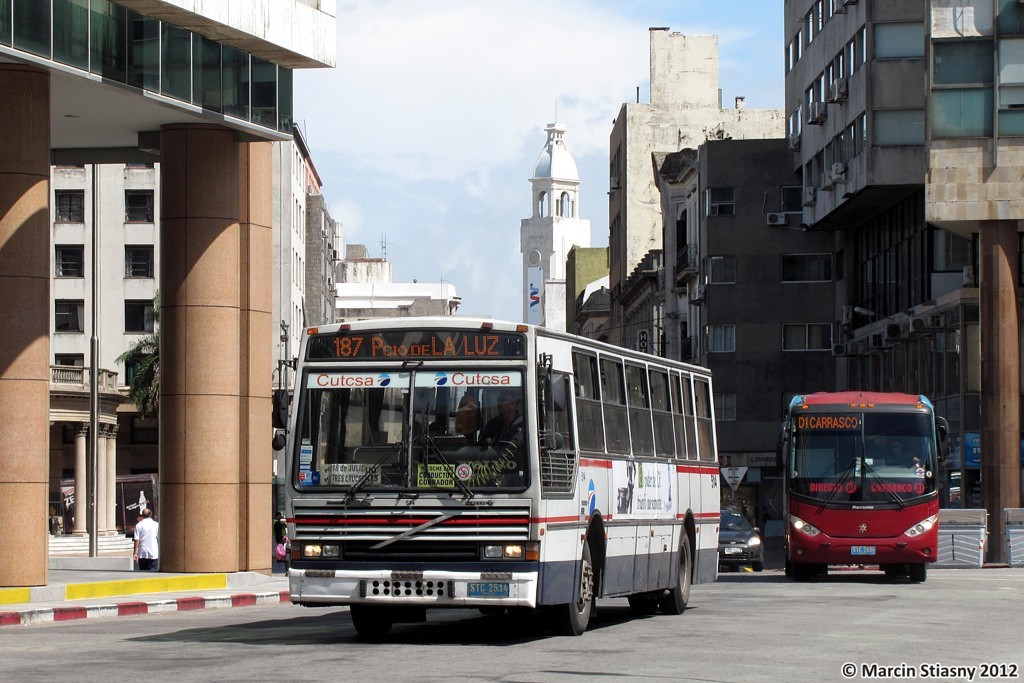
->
(554, 541, 594, 636)
(658, 529, 691, 615)
(908, 563, 927, 583)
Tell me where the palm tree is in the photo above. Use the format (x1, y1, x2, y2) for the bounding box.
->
(117, 293, 159, 418)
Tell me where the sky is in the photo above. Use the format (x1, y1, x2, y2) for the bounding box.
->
(294, 0, 785, 322)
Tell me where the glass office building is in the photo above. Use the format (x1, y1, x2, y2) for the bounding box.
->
(0, 0, 293, 135)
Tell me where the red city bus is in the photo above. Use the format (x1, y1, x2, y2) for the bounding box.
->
(780, 392, 949, 582)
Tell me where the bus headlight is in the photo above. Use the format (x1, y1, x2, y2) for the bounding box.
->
(302, 544, 340, 558)
(789, 515, 821, 537)
(904, 515, 938, 537)
(481, 542, 539, 560)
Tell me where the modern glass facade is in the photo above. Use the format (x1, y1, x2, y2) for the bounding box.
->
(0, 0, 293, 134)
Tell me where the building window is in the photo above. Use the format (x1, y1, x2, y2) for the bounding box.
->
(875, 23, 926, 59)
(783, 254, 833, 282)
(704, 188, 735, 216)
(125, 190, 154, 222)
(708, 325, 736, 353)
(131, 417, 158, 445)
(783, 323, 832, 351)
(55, 300, 85, 333)
(54, 354, 84, 367)
(125, 245, 154, 278)
(125, 300, 155, 333)
(932, 89, 994, 137)
(715, 393, 737, 422)
(782, 186, 803, 213)
(55, 190, 85, 223)
(934, 230, 971, 273)
(708, 256, 736, 284)
(55, 245, 84, 278)
(874, 110, 926, 145)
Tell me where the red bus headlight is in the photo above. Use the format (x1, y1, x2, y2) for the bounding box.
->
(904, 515, 938, 537)
(789, 515, 821, 537)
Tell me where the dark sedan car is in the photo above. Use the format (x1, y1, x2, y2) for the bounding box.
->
(718, 508, 764, 572)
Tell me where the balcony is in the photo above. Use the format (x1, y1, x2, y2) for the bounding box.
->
(674, 244, 699, 283)
(50, 366, 121, 394)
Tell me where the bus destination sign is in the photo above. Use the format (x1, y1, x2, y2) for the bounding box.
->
(795, 414, 860, 431)
(306, 330, 526, 361)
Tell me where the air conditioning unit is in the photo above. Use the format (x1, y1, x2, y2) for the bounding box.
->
(884, 323, 902, 340)
(788, 132, 801, 150)
(821, 171, 835, 190)
(828, 78, 848, 103)
(832, 343, 848, 357)
(766, 212, 787, 226)
(807, 101, 828, 125)
(832, 0, 846, 13)
(802, 187, 817, 206)
(869, 333, 886, 349)
(841, 305, 854, 325)
(609, 176, 620, 190)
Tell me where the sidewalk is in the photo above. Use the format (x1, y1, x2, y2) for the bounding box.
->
(0, 566, 292, 628)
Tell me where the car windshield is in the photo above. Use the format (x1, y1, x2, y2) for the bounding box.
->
(722, 510, 753, 531)
(293, 368, 528, 491)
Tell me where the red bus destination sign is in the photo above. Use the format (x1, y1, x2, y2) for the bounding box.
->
(306, 330, 526, 361)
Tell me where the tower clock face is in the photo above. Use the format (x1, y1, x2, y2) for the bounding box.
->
(529, 249, 543, 266)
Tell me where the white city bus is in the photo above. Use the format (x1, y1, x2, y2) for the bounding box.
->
(277, 317, 720, 637)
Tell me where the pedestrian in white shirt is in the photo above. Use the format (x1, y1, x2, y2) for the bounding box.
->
(133, 508, 159, 571)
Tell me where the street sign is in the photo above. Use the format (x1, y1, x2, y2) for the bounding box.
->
(721, 466, 747, 492)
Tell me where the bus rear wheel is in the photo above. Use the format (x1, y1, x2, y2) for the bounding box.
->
(349, 605, 393, 639)
(554, 541, 593, 636)
(658, 529, 691, 615)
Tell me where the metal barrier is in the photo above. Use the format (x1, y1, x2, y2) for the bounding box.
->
(1005, 509, 1024, 567)
(935, 509, 988, 568)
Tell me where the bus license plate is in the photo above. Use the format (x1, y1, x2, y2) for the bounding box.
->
(468, 581, 509, 598)
(851, 546, 876, 556)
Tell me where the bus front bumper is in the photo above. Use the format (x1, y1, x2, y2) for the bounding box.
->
(288, 567, 539, 608)
(788, 532, 937, 565)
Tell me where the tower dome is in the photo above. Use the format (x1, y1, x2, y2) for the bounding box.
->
(532, 122, 579, 181)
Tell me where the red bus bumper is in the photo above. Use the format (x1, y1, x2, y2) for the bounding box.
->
(788, 527, 937, 565)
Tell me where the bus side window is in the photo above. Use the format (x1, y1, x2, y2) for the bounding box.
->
(545, 372, 574, 451)
(694, 378, 714, 461)
(650, 369, 676, 457)
(680, 375, 698, 459)
(572, 351, 604, 452)
(625, 363, 655, 456)
(600, 357, 630, 454)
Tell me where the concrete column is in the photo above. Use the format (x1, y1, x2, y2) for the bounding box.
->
(96, 425, 108, 536)
(159, 124, 242, 572)
(106, 425, 118, 533)
(0, 64, 50, 587)
(978, 220, 1023, 563)
(238, 141, 274, 572)
(73, 424, 88, 536)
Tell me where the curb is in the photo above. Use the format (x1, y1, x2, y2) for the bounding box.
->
(0, 590, 290, 628)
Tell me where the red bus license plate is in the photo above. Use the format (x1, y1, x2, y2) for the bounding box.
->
(851, 546, 876, 556)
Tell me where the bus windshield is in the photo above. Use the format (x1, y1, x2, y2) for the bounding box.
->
(790, 412, 937, 504)
(294, 368, 528, 491)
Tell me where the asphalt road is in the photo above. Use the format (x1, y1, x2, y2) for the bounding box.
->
(2, 567, 1021, 683)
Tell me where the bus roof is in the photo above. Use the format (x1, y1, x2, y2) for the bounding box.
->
(792, 391, 930, 408)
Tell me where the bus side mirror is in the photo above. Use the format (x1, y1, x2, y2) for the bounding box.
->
(935, 416, 950, 458)
(272, 389, 289, 430)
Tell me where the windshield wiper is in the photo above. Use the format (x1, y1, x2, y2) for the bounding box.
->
(822, 458, 858, 508)
(346, 442, 404, 501)
(861, 458, 907, 509)
(423, 434, 474, 499)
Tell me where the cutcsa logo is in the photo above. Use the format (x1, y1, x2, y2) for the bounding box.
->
(377, 373, 391, 386)
(433, 372, 448, 386)
(529, 283, 540, 309)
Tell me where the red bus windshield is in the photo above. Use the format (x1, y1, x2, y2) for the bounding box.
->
(789, 412, 937, 504)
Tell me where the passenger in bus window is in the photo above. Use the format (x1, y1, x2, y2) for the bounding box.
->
(480, 390, 525, 454)
(454, 395, 480, 444)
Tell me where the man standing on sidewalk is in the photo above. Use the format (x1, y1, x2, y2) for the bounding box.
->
(133, 509, 159, 571)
